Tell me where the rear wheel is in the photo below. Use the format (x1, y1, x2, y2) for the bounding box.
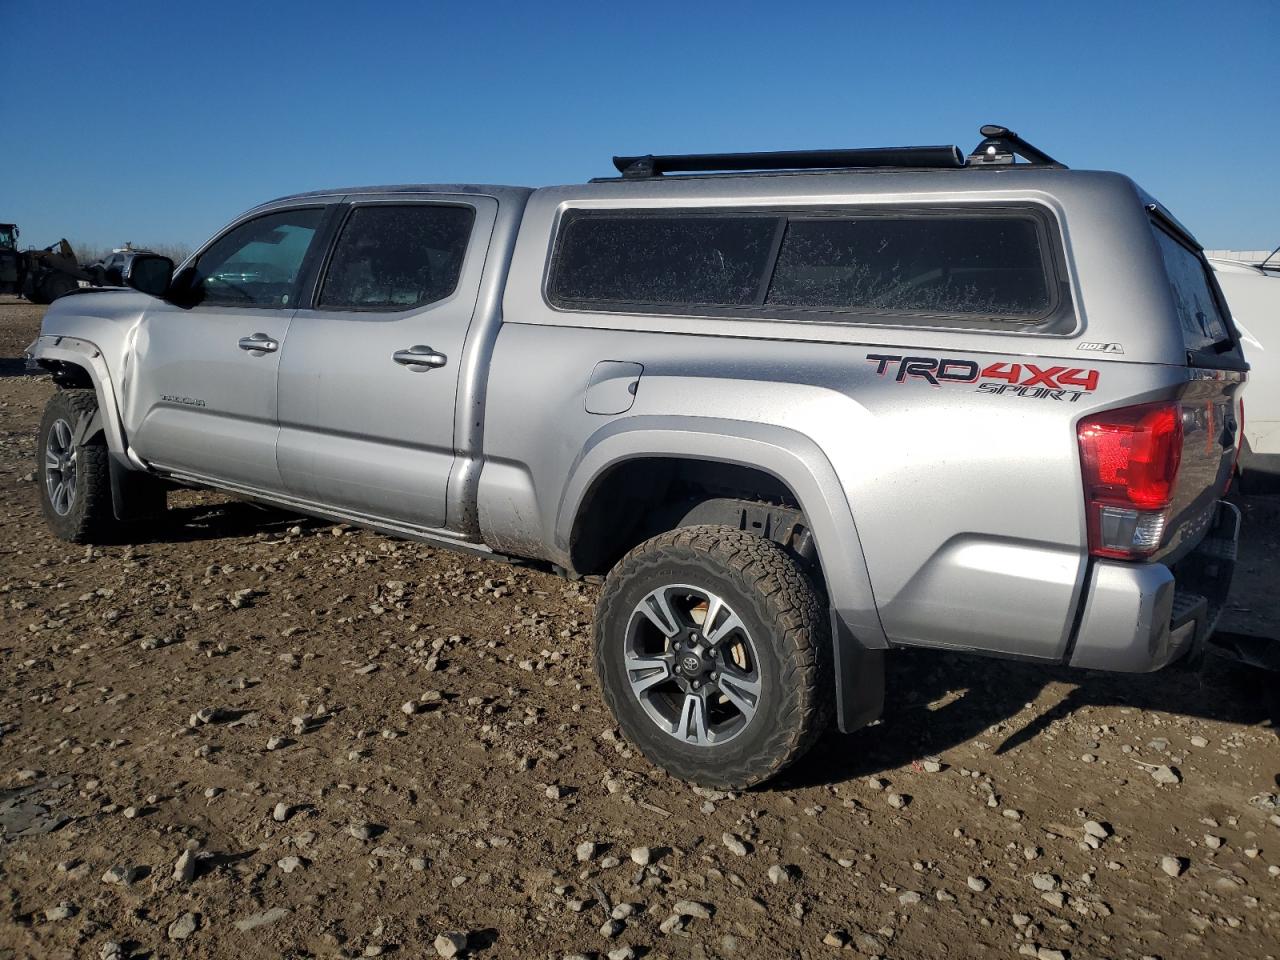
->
(594, 525, 832, 788)
(37, 389, 118, 543)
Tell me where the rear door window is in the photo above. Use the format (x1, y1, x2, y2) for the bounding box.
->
(1150, 225, 1232, 353)
(319, 204, 476, 311)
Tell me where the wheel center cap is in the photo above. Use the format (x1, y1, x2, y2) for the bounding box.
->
(675, 646, 715, 681)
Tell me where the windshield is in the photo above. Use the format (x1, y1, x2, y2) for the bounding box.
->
(0, 226, 15, 250)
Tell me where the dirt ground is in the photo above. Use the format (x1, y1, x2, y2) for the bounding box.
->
(0, 295, 1277, 960)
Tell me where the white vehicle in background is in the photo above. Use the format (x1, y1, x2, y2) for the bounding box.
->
(1209, 252, 1279, 493)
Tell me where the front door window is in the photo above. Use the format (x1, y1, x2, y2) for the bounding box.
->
(192, 208, 324, 308)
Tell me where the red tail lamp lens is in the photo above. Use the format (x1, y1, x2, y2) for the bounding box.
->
(1078, 403, 1183, 558)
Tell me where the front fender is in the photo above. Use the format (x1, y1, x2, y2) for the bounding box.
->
(555, 415, 888, 651)
(27, 335, 132, 460)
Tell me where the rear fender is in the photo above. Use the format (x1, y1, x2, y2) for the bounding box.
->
(557, 416, 887, 732)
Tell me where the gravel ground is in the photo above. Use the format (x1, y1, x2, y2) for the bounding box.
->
(1, 295, 1277, 960)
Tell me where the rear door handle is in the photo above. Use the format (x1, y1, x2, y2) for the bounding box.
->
(238, 333, 278, 354)
(393, 346, 447, 369)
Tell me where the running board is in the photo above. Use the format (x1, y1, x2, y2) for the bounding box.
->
(156, 468, 512, 564)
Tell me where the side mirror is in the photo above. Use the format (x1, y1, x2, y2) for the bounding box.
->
(123, 254, 174, 298)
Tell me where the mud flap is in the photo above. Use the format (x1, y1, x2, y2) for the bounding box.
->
(108, 453, 167, 522)
(831, 612, 885, 733)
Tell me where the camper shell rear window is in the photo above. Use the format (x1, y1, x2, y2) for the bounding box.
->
(1149, 222, 1233, 355)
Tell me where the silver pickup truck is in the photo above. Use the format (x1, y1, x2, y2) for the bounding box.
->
(28, 126, 1246, 787)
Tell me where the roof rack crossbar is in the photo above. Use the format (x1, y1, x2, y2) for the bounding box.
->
(612, 145, 966, 178)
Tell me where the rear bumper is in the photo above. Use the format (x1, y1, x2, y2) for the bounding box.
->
(1068, 500, 1239, 672)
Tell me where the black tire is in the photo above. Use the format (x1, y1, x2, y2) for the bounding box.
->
(37, 389, 118, 543)
(24, 277, 51, 305)
(43, 273, 80, 302)
(594, 525, 833, 789)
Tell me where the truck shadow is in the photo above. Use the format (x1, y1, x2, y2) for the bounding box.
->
(134, 500, 326, 544)
(779, 649, 1279, 790)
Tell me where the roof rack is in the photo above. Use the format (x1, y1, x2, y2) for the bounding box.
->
(608, 124, 1065, 179)
(613, 145, 965, 179)
(966, 125, 1065, 168)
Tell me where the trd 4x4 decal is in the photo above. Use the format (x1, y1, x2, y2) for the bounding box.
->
(866, 354, 1099, 402)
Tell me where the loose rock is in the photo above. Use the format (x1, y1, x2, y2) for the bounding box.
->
(600, 918, 624, 938)
(173, 847, 198, 883)
(673, 899, 713, 919)
(234, 907, 291, 932)
(168, 912, 200, 941)
(44, 902, 77, 921)
(1161, 855, 1187, 877)
(434, 931, 468, 958)
(768, 864, 795, 885)
(100, 864, 139, 885)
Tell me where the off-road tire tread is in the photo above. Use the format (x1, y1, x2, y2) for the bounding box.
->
(595, 524, 833, 789)
(38, 389, 117, 543)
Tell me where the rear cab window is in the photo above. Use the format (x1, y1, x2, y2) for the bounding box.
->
(547, 206, 1068, 330)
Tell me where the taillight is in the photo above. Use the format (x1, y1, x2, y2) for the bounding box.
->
(1078, 402, 1183, 559)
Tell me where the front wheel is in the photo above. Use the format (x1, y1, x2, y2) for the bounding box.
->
(37, 389, 119, 543)
(594, 525, 832, 789)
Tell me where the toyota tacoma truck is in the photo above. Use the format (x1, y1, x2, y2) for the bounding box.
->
(27, 126, 1246, 788)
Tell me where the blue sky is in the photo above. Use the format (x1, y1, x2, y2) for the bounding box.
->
(3, 0, 1277, 252)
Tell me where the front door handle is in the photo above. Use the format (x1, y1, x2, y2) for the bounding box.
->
(393, 345, 447, 369)
(238, 333, 279, 354)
